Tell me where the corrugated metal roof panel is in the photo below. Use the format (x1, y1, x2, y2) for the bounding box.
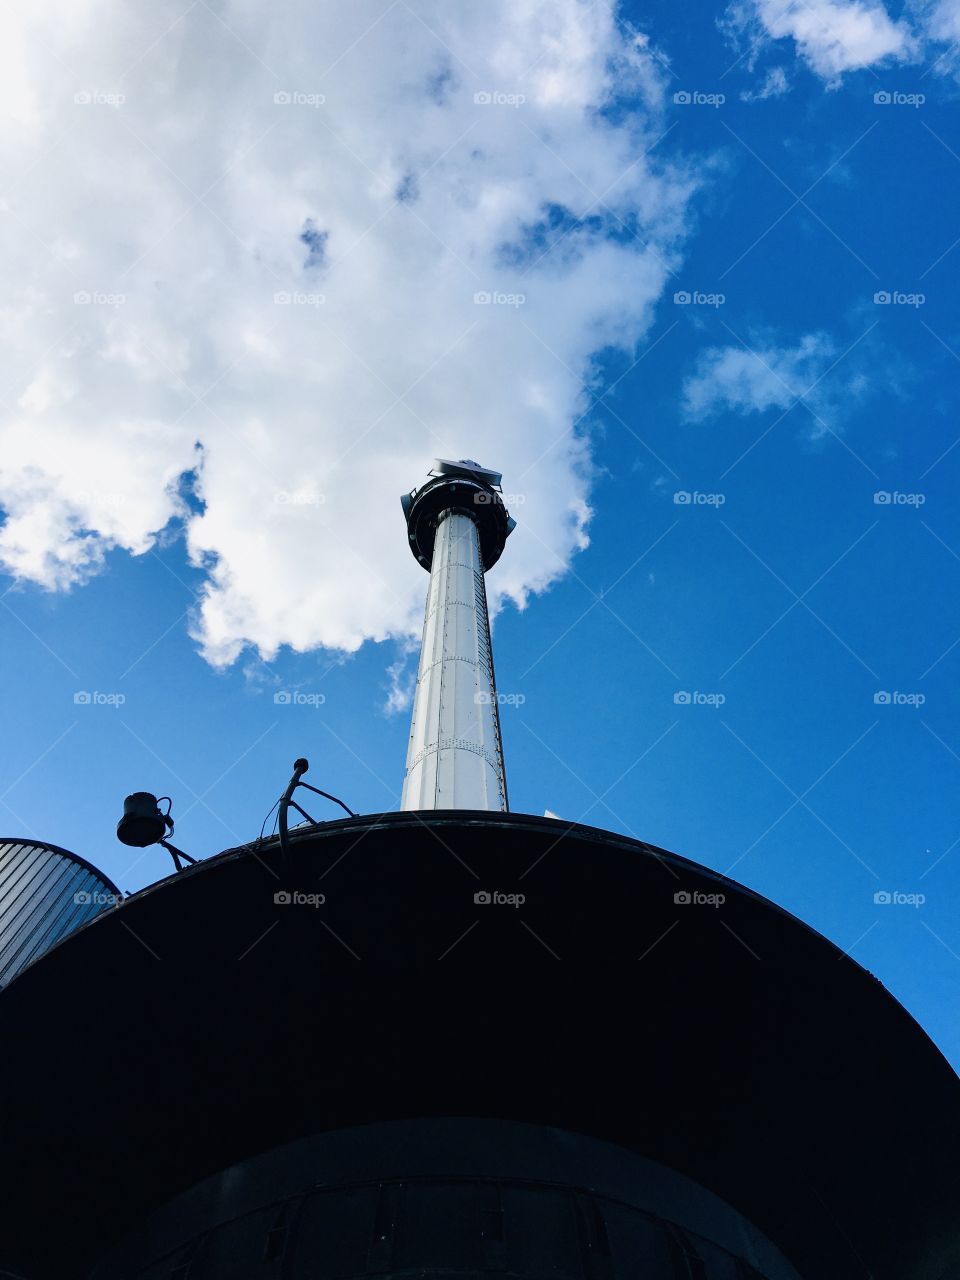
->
(0, 839, 120, 986)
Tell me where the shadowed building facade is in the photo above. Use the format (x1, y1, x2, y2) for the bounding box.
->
(0, 463, 957, 1280)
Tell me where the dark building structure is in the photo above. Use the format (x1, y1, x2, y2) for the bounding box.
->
(0, 463, 957, 1280)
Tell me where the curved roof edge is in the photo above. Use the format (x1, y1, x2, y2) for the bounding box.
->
(0, 837, 121, 895)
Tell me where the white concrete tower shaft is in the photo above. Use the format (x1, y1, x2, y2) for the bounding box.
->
(400, 460, 515, 811)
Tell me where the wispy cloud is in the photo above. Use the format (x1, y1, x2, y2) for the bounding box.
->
(383, 638, 420, 716)
(682, 331, 851, 435)
(740, 65, 791, 100)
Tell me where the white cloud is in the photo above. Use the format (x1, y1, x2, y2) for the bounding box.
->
(682, 332, 839, 430)
(0, 0, 695, 665)
(740, 66, 791, 100)
(920, 0, 960, 42)
(728, 0, 960, 83)
(724, 0, 917, 83)
(912, 0, 960, 74)
(383, 638, 420, 716)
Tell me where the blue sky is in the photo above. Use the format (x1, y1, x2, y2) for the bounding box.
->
(1, 1, 959, 1065)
